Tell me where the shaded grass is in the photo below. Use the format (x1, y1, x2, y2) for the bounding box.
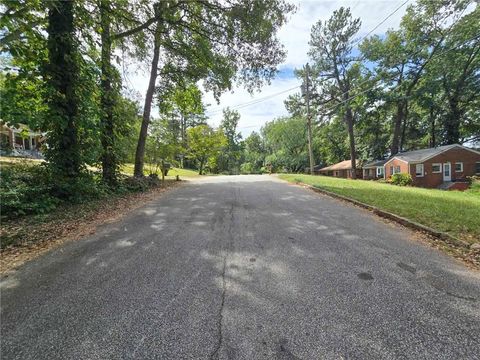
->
(279, 174, 480, 244)
(120, 163, 200, 178)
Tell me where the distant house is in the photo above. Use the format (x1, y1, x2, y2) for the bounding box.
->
(0, 123, 45, 158)
(317, 159, 362, 179)
(363, 159, 387, 180)
(384, 144, 480, 188)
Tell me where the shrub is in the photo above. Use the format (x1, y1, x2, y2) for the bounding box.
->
(240, 162, 254, 174)
(0, 161, 163, 220)
(390, 173, 412, 186)
(1, 163, 59, 217)
(467, 175, 480, 194)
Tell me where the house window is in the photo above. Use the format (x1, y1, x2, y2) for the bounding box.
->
(394, 166, 401, 174)
(390, 165, 394, 175)
(432, 163, 441, 173)
(455, 162, 463, 172)
(415, 164, 424, 177)
(376, 167, 384, 177)
(476, 162, 480, 175)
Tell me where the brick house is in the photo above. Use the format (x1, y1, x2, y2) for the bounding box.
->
(383, 144, 480, 188)
(317, 159, 363, 179)
(362, 159, 387, 180)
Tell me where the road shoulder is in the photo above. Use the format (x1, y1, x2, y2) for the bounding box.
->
(0, 180, 184, 275)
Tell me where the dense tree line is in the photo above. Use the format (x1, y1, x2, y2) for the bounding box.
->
(180, 0, 480, 176)
(0, 0, 295, 195)
(277, 0, 479, 173)
(1, 0, 478, 182)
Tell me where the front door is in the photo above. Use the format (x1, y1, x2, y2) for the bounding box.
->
(443, 162, 451, 181)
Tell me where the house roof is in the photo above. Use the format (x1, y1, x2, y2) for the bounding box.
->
(386, 144, 480, 164)
(319, 159, 359, 171)
(363, 159, 388, 168)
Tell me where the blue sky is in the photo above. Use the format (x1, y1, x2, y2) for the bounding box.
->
(127, 0, 410, 137)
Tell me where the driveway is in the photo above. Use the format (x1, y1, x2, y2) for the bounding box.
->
(1, 175, 479, 359)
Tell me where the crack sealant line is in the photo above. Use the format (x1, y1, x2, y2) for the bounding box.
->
(211, 191, 237, 359)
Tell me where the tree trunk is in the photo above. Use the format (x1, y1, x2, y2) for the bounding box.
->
(391, 101, 404, 155)
(134, 30, 161, 177)
(429, 105, 435, 148)
(199, 158, 205, 175)
(100, 0, 116, 186)
(180, 115, 186, 168)
(345, 107, 357, 179)
(400, 102, 408, 151)
(445, 98, 461, 144)
(45, 0, 80, 180)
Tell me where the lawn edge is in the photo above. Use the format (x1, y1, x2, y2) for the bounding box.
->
(297, 181, 469, 246)
(278, 178, 480, 269)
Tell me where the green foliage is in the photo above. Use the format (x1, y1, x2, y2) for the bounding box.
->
(0, 161, 165, 219)
(217, 108, 243, 174)
(359, 0, 479, 150)
(467, 176, 480, 194)
(307, 7, 362, 174)
(186, 125, 227, 175)
(240, 162, 254, 174)
(390, 173, 413, 186)
(262, 116, 308, 173)
(1, 163, 59, 217)
(242, 131, 265, 173)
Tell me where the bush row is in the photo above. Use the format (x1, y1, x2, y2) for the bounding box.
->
(0, 163, 160, 219)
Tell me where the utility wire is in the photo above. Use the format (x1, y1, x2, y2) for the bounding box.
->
(205, 85, 300, 116)
(351, 0, 410, 49)
(204, 1, 473, 122)
(317, 32, 480, 118)
(205, 0, 410, 117)
(204, 1, 409, 117)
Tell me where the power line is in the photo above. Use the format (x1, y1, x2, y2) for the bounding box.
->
(318, 32, 480, 118)
(351, 0, 410, 49)
(205, 1, 409, 117)
(205, 1, 473, 124)
(205, 0, 410, 118)
(204, 85, 300, 116)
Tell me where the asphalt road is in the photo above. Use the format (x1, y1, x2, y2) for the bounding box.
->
(1, 175, 479, 359)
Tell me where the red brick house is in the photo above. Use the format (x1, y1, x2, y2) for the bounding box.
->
(362, 159, 387, 180)
(317, 160, 363, 179)
(384, 144, 480, 188)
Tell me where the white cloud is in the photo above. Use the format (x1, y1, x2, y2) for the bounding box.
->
(124, 0, 409, 136)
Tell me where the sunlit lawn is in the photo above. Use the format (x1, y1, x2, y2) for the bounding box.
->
(120, 163, 200, 178)
(279, 174, 480, 244)
(0, 157, 200, 179)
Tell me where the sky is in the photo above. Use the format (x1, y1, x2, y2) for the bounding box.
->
(126, 0, 410, 137)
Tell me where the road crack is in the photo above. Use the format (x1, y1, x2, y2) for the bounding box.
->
(211, 198, 236, 359)
(211, 253, 227, 360)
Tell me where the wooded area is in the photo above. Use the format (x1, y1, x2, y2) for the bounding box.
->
(0, 0, 479, 218)
(0, 0, 294, 216)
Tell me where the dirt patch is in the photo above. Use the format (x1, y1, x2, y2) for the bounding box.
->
(0, 180, 183, 275)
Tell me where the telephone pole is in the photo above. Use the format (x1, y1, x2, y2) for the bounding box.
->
(304, 63, 315, 175)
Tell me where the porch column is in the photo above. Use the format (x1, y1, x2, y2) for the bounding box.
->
(9, 129, 14, 149)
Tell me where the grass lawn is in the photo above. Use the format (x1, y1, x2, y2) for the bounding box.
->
(0, 158, 200, 179)
(0, 156, 44, 167)
(279, 174, 480, 244)
(120, 164, 200, 178)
